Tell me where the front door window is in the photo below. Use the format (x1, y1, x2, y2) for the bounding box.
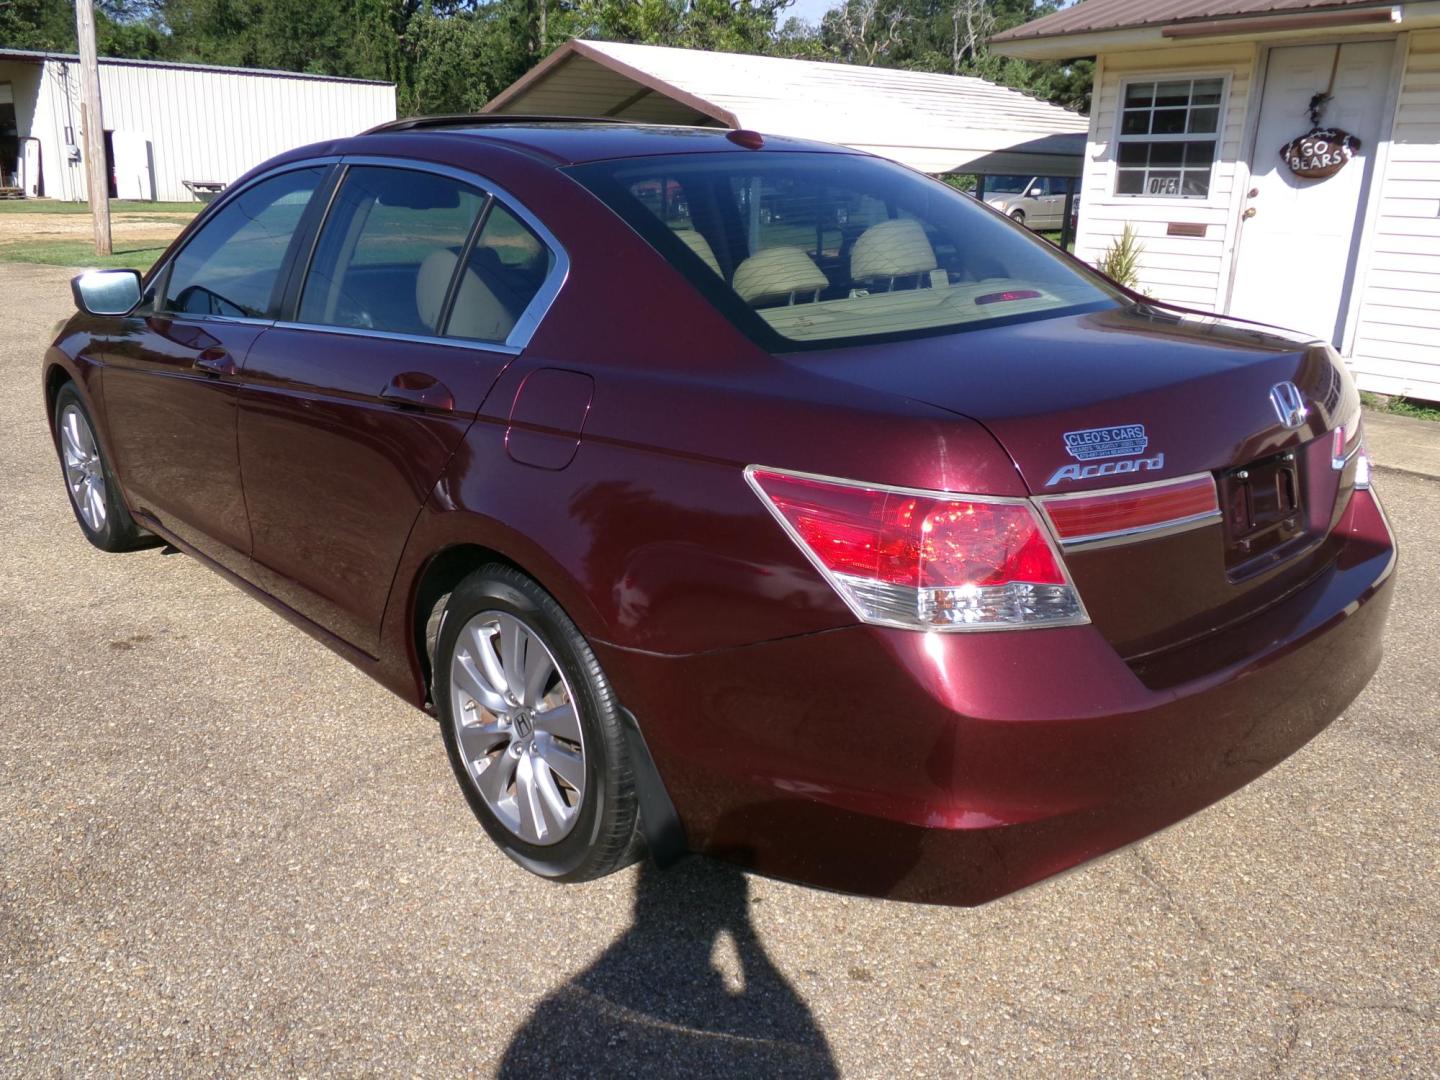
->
(162, 167, 324, 319)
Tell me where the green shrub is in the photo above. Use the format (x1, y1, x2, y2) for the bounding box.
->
(1097, 223, 1145, 292)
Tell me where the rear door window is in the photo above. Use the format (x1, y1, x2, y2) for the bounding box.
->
(162, 167, 324, 319)
(298, 166, 486, 337)
(447, 204, 555, 343)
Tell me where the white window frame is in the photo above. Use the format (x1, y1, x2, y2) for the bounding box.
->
(1113, 73, 1231, 204)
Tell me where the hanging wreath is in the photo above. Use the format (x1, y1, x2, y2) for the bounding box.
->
(1280, 127, 1362, 179)
(1277, 57, 1362, 180)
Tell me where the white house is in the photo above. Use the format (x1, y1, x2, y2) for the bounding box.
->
(0, 50, 395, 202)
(994, 0, 1440, 401)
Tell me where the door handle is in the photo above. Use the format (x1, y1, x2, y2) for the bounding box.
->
(1243, 207, 1258, 220)
(381, 372, 455, 412)
(193, 347, 237, 376)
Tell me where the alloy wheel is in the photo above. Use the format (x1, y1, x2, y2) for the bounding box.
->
(448, 610, 587, 846)
(59, 403, 108, 533)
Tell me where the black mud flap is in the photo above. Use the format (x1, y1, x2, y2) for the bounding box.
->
(619, 708, 689, 869)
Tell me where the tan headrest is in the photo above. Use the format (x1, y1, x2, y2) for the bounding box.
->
(850, 219, 937, 283)
(416, 248, 515, 342)
(416, 249, 459, 332)
(732, 247, 829, 305)
(674, 230, 722, 276)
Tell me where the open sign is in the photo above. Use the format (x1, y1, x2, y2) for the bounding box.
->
(1280, 127, 1361, 179)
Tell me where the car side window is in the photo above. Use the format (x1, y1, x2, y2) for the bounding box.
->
(446, 203, 555, 344)
(163, 167, 324, 319)
(298, 166, 485, 337)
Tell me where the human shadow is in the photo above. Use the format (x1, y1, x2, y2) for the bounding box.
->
(498, 859, 838, 1079)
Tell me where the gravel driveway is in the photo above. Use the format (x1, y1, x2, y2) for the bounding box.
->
(2, 263, 1436, 1078)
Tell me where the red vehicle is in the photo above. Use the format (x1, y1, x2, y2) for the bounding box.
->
(44, 120, 1395, 905)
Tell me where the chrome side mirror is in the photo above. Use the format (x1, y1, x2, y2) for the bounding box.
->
(71, 269, 143, 317)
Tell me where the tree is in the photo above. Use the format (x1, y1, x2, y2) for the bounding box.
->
(568, 0, 790, 55)
(0, 0, 165, 55)
(822, 0, 907, 66)
(1, 0, 78, 50)
(947, 0, 991, 75)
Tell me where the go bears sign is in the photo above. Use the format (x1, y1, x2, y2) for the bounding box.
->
(1280, 127, 1361, 180)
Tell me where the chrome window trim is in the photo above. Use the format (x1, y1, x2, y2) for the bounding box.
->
(1033, 471, 1222, 550)
(148, 313, 276, 329)
(334, 154, 570, 352)
(268, 320, 522, 356)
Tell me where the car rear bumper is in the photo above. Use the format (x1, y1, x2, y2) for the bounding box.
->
(595, 487, 1396, 906)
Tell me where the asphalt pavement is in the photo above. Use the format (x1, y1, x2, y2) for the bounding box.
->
(2, 263, 1436, 1078)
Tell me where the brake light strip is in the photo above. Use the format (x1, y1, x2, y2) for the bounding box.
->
(1035, 472, 1221, 550)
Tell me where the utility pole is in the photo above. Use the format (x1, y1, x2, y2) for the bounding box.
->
(74, 0, 112, 255)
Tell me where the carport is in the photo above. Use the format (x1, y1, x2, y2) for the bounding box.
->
(485, 40, 1088, 245)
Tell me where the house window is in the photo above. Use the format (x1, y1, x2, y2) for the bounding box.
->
(1115, 78, 1224, 199)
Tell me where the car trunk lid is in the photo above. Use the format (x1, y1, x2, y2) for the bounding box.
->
(789, 304, 1362, 662)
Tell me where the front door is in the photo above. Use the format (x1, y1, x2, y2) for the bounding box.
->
(102, 165, 327, 574)
(1227, 41, 1395, 345)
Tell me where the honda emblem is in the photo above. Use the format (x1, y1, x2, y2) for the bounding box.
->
(1269, 382, 1308, 429)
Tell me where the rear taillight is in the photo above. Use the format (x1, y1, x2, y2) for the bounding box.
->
(1331, 412, 1371, 489)
(744, 467, 1087, 631)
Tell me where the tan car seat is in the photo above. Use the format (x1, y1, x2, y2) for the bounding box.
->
(732, 247, 829, 306)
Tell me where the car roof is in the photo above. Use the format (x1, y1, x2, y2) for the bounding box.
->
(356, 118, 861, 167)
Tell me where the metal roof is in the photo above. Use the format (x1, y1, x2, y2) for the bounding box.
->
(484, 40, 1089, 176)
(0, 47, 393, 86)
(992, 0, 1397, 43)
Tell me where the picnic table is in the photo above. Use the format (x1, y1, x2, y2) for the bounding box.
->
(182, 180, 227, 204)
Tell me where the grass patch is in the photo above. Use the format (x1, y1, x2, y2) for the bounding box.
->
(0, 239, 167, 270)
(1362, 390, 1440, 423)
(0, 199, 199, 215)
(1038, 230, 1076, 253)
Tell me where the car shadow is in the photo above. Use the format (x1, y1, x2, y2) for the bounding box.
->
(498, 858, 839, 1079)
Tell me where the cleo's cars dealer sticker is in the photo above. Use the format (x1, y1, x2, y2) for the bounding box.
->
(1063, 424, 1148, 461)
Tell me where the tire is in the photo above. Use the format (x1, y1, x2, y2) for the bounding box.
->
(1009, 209, 1026, 226)
(52, 382, 147, 553)
(434, 564, 642, 882)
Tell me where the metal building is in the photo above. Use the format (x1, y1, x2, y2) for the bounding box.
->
(0, 50, 395, 202)
(486, 40, 1089, 178)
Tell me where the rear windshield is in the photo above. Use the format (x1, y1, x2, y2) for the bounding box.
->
(569, 151, 1118, 351)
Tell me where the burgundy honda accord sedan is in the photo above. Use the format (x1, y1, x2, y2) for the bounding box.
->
(44, 119, 1395, 905)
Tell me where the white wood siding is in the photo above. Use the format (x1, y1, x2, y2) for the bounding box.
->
(29, 58, 394, 203)
(1075, 44, 1256, 310)
(1350, 30, 1440, 399)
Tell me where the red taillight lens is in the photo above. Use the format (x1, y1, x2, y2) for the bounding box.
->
(1332, 413, 1369, 488)
(745, 467, 1085, 630)
(917, 501, 1066, 587)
